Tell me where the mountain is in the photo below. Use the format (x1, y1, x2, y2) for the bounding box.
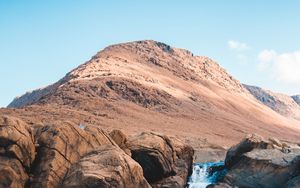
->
(244, 84, 300, 121)
(3, 40, 300, 150)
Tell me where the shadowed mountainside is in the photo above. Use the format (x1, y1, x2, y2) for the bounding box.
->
(244, 84, 300, 121)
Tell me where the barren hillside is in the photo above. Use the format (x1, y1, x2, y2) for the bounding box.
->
(3, 40, 300, 150)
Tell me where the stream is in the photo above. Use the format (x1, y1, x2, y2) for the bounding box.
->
(187, 162, 227, 188)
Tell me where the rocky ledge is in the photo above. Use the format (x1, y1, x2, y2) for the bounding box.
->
(209, 134, 300, 188)
(0, 115, 194, 188)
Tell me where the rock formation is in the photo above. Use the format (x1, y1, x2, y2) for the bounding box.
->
(30, 122, 116, 187)
(0, 116, 35, 188)
(126, 132, 194, 187)
(223, 134, 300, 188)
(62, 145, 150, 188)
(0, 113, 194, 188)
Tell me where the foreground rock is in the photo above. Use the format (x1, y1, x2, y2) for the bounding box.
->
(109, 129, 131, 156)
(126, 132, 194, 188)
(63, 145, 150, 188)
(223, 134, 300, 188)
(286, 175, 300, 188)
(30, 122, 116, 187)
(0, 116, 35, 188)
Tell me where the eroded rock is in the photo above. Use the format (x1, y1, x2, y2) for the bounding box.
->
(62, 145, 150, 188)
(126, 132, 194, 188)
(109, 129, 131, 156)
(223, 134, 300, 188)
(0, 115, 35, 188)
(225, 134, 274, 168)
(30, 122, 116, 187)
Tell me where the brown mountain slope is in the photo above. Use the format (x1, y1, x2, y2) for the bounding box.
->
(3, 40, 300, 150)
(244, 84, 300, 121)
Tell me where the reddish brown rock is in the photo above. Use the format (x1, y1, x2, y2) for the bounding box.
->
(62, 145, 150, 188)
(109, 129, 131, 156)
(0, 115, 35, 188)
(30, 122, 116, 188)
(126, 132, 194, 188)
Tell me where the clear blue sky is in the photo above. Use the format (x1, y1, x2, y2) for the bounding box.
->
(1, 0, 300, 107)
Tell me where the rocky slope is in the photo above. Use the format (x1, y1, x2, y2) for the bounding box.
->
(2, 40, 300, 154)
(244, 84, 300, 121)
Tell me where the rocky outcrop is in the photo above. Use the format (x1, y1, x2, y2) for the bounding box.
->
(0, 115, 35, 188)
(30, 122, 116, 187)
(126, 132, 194, 188)
(223, 134, 300, 188)
(225, 134, 275, 168)
(0, 113, 195, 188)
(62, 145, 150, 188)
(109, 129, 131, 156)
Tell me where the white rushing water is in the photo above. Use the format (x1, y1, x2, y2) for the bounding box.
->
(188, 162, 227, 188)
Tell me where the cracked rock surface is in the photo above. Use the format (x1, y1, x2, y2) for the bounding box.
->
(0, 115, 35, 188)
(30, 122, 116, 187)
(0, 115, 194, 188)
(126, 132, 194, 188)
(62, 145, 151, 188)
(223, 134, 300, 188)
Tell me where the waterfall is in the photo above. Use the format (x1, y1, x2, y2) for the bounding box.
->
(188, 162, 227, 188)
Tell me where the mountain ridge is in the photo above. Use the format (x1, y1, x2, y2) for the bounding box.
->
(244, 84, 300, 121)
(3, 40, 300, 149)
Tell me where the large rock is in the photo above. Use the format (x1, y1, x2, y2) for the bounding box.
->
(30, 122, 116, 187)
(223, 134, 300, 188)
(109, 129, 131, 156)
(62, 145, 151, 188)
(126, 132, 194, 188)
(0, 115, 35, 188)
(225, 134, 277, 168)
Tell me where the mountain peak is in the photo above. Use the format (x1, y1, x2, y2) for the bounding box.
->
(67, 40, 245, 93)
(9, 40, 247, 108)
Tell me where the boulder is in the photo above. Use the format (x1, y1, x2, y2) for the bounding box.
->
(225, 134, 275, 168)
(126, 132, 194, 188)
(30, 122, 116, 187)
(0, 115, 35, 188)
(62, 145, 151, 188)
(0, 156, 29, 188)
(109, 129, 131, 156)
(223, 134, 300, 188)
